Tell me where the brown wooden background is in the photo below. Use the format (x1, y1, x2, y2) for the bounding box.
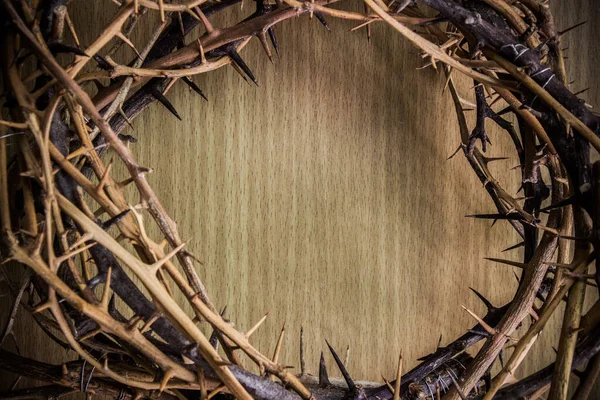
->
(2, 0, 599, 396)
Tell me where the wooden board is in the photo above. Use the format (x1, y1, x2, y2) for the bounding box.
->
(2, 0, 599, 397)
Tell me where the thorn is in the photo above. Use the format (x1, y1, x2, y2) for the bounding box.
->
(55, 242, 97, 266)
(197, 39, 207, 64)
(267, 28, 279, 57)
(258, 32, 274, 63)
(447, 144, 463, 160)
(482, 156, 510, 164)
(245, 311, 269, 338)
(48, 42, 88, 57)
(116, 31, 141, 59)
(365, 4, 371, 42)
(300, 326, 306, 375)
(96, 158, 114, 194)
(485, 257, 527, 269)
(140, 312, 161, 334)
(382, 375, 394, 394)
(182, 77, 208, 101)
(230, 62, 250, 84)
(345, 345, 350, 368)
(461, 305, 496, 337)
(118, 107, 135, 130)
(150, 242, 187, 273)
(558, 20, 587, 37)
(159, 370, 175, 393)
(469, 287, 496, 311)
(466, 213, 523, 221)
(574, 87, 590, 97)
(228, 48, 258, 86)
(502, 241, 524, 252)
(195, 7, 214, 33)
(325, 340, 356, 391)
(31, 232, 45, 257)
(314, 13, 331, 31)
(269, 322, 286, 380)
(394, 0, 413, 14)
(393, 351, 402, 400)
(127, 315, 143, 330)
(77, 328, 102, 342)
(539, 196, 574, 213)
(116, 176, 134, 190)
(68, 233, 94, 252)
(319, 351, 330, 387)
(150, 86, 182, 120)
(101, 209, 131, 231)
(535, 223, 560, 235)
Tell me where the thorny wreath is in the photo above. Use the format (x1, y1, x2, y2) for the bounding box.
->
(0, 0, 599, 399)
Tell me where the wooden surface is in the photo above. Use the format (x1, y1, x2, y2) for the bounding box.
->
(2, 0, 600, 396)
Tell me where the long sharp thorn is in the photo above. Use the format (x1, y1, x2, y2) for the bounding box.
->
(364, 4, 371, 42)
(461, 305, 496, 336)
(159, 370, 175, 393)
(574, 87, 590, 96)
(314, 12, 331, 31)
(319, 351, 330, 387)
(539, 196, 575, 213)
(48, 42, 88, 57)
(151, 242, 187, 273)
(345, 345, 350, 367)
(558, 20, 587, 37)
(502, 241, 524, 252)
(300, 327, 306, 375)
(393, 351, 402, 400)
(182, 76, 208, 101)
(271, 322, 286, 365)
(245, 311, 269, 338)
(466, 213, 522, 220)
(447, 144, 463, 160)
(230, 62, 249, 84)
(394, 0, 412, 13)
(101, 209, 130, 231)
(325, 340, 356, 391)
(116, 31, 141, 59)
(267, 27, 279, 56)
(469, 287, 496, 312)
(485, 257, 527, 269)
(229, 49, 258, 86)
(513, 271, 521, 283)
(150, 87, 182, 120)
(382, 376, 395, 394)
(258, 32, 273, 63)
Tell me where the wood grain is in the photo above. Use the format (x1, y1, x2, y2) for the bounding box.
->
(1, 0, 599, 397)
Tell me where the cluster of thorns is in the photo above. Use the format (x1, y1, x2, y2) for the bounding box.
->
(0, 0, 600, 399)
